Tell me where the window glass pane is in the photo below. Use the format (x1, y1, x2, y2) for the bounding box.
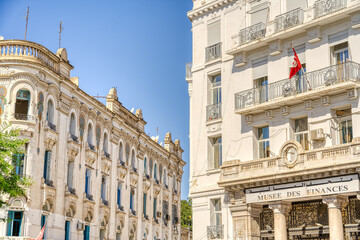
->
(295, 118, 308, 132)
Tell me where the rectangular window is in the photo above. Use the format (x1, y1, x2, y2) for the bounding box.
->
(211, 75, 221, 104)
(130, 189, 134, 210)
(43, 151, 51, 180)
(117, 183, 121, 207)
(153, 198, 157, 219)
(84, 225, 90, 240)
(250, 0, 268, 25)
(101, 176, 106, 201)
(6, 211, 23, 236)
(67, 161, 74, 189)
(41, 215, 46, 239)
(332, 42, 349, 64)
(294, 117, 309, 150)
(209, 137, 222, 170)
(143, 193, 147, 216)
(207, 21, 221, 46)
(13, 154, 24, 176)
(336, 108, 353, 144)
(257, 126, 270, 159)
(210, 199, 222, 226)
(65, 221, 70, 240)
(286, 0, 306, 11)
(85, 168, 91, 195)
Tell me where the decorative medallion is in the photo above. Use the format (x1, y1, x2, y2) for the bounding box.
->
(280, 141, 302, 168)
(0, 86, 7, 124)
(79, 113, 85, 142)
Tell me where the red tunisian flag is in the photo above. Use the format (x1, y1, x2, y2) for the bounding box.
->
(31, 223, 46, 240)
(289, 47, 302, 79)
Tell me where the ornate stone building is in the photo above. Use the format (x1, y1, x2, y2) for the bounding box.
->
(187, 0, 360, 239)
(0, 39, 185, 240)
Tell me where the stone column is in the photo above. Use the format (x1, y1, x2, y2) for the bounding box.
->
(269, 202, 291, 240)
(322, 196, 347, 240)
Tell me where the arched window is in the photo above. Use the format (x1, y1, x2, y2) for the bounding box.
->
(131, 150, 136, 169)
(69, 113, 76, 136)
(159, 164, 163, 183)
(144, 157, 148, 176)
(173, 174, 176, 190)
(149, 159, 153, 178)
(125, 144, 130, 164)
(46, 99, 54, 124)
(119, 142, 124, 164)
(163, 169, 167, 185)
(87, 124, 93, 147)
(154, 163, 157, 180)
(103, 133, 108, 154)
(15, 90, 30, 120)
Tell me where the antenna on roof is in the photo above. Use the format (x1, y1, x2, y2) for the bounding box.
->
(24, 7, 29, 40)
(59, 20, 64, 48)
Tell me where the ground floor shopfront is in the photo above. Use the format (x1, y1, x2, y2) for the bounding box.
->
(231, 174, 360, 240)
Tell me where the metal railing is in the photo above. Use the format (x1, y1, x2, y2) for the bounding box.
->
(207, 225, 224, 239)
(13, 113, 34, 121)
(103, 151, 110, 159)
(44, 179, 54, 187)
(70, 134, 78, 142)
(131, 209, 136, 216)
(238, 23, 266, 45)
(274, 8, 304, 33)
(86, 193, 94, 201)
(118, 205, 124, 211)
(68, 186, 76, 195)
(314, 0, 347, 18)
(47, 121, 57, 131)
(186, 62, 192, 78)
(206, 103, 222, 121)
(235, 61, 360, 110)
(102, 199, 109, 206)
(88, 143, 96, 151)
(206, 43, 222, 62)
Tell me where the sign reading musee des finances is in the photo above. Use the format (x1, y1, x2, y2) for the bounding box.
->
(245, 174, 360, 204)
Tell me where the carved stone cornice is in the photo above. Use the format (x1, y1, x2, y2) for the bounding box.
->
(85, 147, 97, 168)
(101, 157, 112, 176)
(187, 0, 236, 21)
(44, 134, 57, 150)
(130, 171, 138, 187)
(117, 164, 127, 179)
(143, 178, 151, 192)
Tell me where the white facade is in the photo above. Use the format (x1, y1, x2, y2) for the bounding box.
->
(187, 0, 360, 239)
(0, 40, 185, 240)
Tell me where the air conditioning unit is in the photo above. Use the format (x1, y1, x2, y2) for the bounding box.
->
(156, 211, 161, 218)
(310, 129, 325, 141)
(77, 222, 85, 231)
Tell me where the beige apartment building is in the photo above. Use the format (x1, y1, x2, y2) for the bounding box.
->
(187, 0, 360, 239)
(0, 39, 185, 240)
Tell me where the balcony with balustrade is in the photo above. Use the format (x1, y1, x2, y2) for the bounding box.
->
(227, 0, 359, 56)
(234, 62, 360, 115)
(206, 43, 222, 63)
(219, 139, 360, 189)
(207, 225, 224, 239)
(206, 103, 222, 122)
(274, 8, 304, 33)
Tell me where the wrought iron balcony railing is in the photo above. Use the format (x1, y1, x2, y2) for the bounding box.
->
(314, 0, 347, 18)
(132, 166, 137, 173)
(88, 143, 96, 151)
(118, 205, 124, 211)
(70, 133, 78, 142)
(103, 151, 110, 159)
(235, 61, 360, 110)
(131, 209, 136, 216)
(13, 113, 35, 121)
(186, 62, 192, 78)
(86, 193, 94, 201)
(68, 186, 76, 195)
(274, 8, 304, 33)
(206, 42, 222, 62)
(44, 179, 54, 187)
(238, 23, 266, 45)
(207, 225, 224, 239)
(47, 121, 57, 131)
(206, 103, 222, 121)
(102, 199, 109, 206)
(119, 159, 126, 167)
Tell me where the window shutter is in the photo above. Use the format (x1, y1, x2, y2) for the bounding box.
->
(250, 0, 269, 25)
(286, 0, 306, 11)
(207, 21, 221, 46)
(252, 57, 268, 79)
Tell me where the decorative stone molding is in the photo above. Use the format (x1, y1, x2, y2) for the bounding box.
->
(269, 40, 282, 56)
(130, 172, 138, 187)
(85, 147, 97, 167)
(347, 88, 358, 100)
(143, 178, 151, 192)
(234, 52, 247, 68)
(101, 158, 112, 176)
(351, 12, 360, 29)
(245, 115, 253, 124)
(280, 141, 303, 168)
(265, 110, 274, 119)
(44, 135, 56, 150)
(269, 202, 291, 214)
(280, 106, 289, 115)
(188, 0, 236, 21)
(0, 66, 15, 77)
(322, 195, 347, 209)
(82, 203, 94, 223)
(321, 96, 330, 106)
(154, 184, 161, 196)
(67, 141, 80, 159)
(117, 164, 127, 179)
(304, 100, 313, 110)
(307, 26, 322, 43)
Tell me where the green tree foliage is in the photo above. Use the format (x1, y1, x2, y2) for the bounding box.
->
(0, 124, 31, 209)
(181, 199, 192, 231)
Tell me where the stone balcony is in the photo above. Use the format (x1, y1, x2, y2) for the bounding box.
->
(228, 0, 360, 56)
(219, 139, 360, 189)
(234, 61, 360, 116)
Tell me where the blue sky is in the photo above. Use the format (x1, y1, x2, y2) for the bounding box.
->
(0, 0, 193, 200)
